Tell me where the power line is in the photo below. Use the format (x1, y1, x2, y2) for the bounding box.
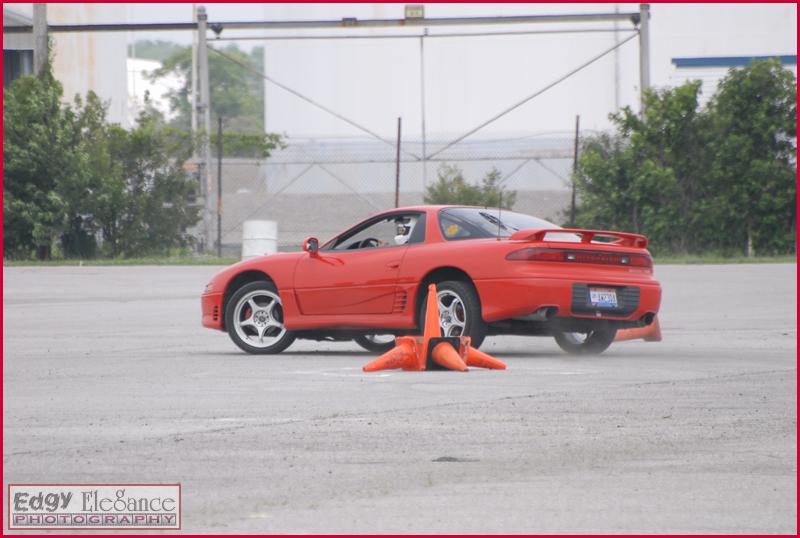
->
(208, 45, 422, 161)
(224, 163, 315, 234)
(427, 32, 638, 160)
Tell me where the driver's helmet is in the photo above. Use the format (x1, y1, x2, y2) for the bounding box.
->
(394, 216, 416, 245)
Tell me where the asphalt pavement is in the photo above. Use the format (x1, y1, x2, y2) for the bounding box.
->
(3, 262, 796, 533)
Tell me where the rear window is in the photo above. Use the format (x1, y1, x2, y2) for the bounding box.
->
(438, 207, 561, 241)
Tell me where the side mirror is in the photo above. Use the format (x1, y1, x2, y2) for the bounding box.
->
(303, 236, 319, 255)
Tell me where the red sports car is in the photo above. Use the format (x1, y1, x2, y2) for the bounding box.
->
(201, 205, 661, 355)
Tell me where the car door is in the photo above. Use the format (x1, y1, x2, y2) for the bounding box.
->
(293, 213, 420, 316)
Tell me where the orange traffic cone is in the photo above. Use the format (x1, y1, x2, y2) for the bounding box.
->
(362, 336, 421, 372)
(466, 347, 507, 369)
(431, 342, 468, 371)
(614, 315, 663, 342)
(361, 283, 507, 372)
(422, 283, 442, 339)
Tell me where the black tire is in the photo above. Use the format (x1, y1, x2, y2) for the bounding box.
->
(553, 328, 617, 355)
(225, 281, 296, 354)
(353, 334, 396, 353)
(418, 279, 487, 349)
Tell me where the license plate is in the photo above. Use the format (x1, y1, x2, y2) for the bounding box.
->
(589, 287, 618, 308)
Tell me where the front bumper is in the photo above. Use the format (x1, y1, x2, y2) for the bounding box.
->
(201, 292, 224, 330)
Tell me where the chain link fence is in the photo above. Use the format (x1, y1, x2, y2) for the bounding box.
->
(212, 131, 581, 253)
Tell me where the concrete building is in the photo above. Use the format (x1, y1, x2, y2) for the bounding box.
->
(670, 54, 798, 106)
(259, 3, 797, 140)
(3, 8, 34, 84)
(3, 3, 129, 126)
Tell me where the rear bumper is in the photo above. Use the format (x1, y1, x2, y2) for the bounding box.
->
(475, 275, 661, 323)
(201, 292, 224, 330)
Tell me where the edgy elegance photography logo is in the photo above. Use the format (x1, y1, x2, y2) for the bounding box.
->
(8, 484, 181, 530)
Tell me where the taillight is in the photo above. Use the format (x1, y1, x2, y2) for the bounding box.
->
(506, 247, 652, 268)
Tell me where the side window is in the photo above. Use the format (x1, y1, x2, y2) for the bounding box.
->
(439, 213, 477, 240)
(331, 213, 424, 250)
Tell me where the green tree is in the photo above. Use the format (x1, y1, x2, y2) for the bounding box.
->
(424, 165, 516, 209)
(3, 71, 75, 259)
(103, 112, 199, 257)
(147, 43, 283, 157)
(3, 67, 201, 259)
(575, 81, 710, 253)
(148, 45, 266, 126)
(574, 59, 796, 256)
(706, 59, 797, 255)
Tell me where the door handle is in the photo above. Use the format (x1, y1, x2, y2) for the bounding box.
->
(386, 261, 400, 269)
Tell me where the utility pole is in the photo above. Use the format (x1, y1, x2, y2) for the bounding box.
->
(613, 3, 621, 111)
(394, 117, 402, 208)
(570, 115, 580, 227)
(32, 3, 48, 76)
(419, 31, 428, 190)
(191, 4, 198, 134)
(638, 3, 651, 113)
(217, 116, 223, 258)
(197, 6, 213, 253)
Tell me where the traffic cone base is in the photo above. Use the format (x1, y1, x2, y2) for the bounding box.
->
(431, 342, 468, 371)
(466, 347, 507, 370)
(614, 315, 663, 343)
(362, 337, 419, 372)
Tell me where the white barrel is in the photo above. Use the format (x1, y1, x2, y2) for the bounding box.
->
(241, 220, 278, 259)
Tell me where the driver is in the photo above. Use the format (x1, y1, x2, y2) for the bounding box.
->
(394, 216, 417, 245)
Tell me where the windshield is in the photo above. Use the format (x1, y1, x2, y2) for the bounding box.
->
(438, 207, 561, 241)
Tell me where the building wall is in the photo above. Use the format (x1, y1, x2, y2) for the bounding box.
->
(3, 3, 129, 126)
(47, 3, 129, 126)
(669, 56, 798, 106)
(260, 3, 796, 140)
(3, 7, 35, 85)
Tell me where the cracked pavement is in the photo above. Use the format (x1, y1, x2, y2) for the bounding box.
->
(3, 263, 796, 533)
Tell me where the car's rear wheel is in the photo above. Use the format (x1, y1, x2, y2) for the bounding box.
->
(354, 334, 396, 353)
(225, 281, 296, 354)
(553, 328, 616, 355)
(418, 279, 487, 349)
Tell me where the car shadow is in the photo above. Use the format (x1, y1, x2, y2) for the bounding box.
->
(195, 348, 622, 359)
(280, 350, 373, 356)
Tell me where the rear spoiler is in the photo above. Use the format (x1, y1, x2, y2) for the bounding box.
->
(509, 228, 648, 249)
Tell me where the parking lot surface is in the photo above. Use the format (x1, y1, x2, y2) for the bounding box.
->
(3, 263, 796, 533)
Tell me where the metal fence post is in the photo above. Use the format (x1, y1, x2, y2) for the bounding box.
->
(639, 3, 651, 112)
(198, 6, 213, 253)
(571, 115, 580, 227)
(395, 117, 402, 208)
(217, 116, 223, 258)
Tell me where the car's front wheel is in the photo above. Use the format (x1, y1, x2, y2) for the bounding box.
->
(553, 328, 616, 355)
(225, 281, 296, 354)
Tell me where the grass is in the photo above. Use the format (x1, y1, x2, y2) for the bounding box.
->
(3, 256, 241, 267)
(653, 254, 796, 265)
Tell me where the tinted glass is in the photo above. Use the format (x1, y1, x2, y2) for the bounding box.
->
(438, 207, 561, 241)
